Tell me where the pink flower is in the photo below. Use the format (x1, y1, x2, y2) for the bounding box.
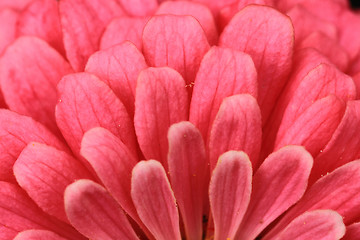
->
(0, 0, 360, 239)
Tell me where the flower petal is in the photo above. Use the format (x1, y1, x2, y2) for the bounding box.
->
(220, 5, 294, 122)
(167, 121, 207, 240)
(338, 11, 360, 60)
(0, 0, 34, 10)
(85, 41, 147, 117)
(272, 210, 345, 240)
(0, 36, 73, 135)
(189, 46, 257, 143)
(0, 109, 68, 182)
(65, 179, 138, 240)
(14, 230, 68, 240)
(343, 222, 360, 240)
(14, 142, 93, 223)
(0, 8, 18, 55)
(56, 72, 137, 158)
(236, 146, 313, 240)
(117, 0, 157, 17)
(134, 67, 188, 170)
(209, 94, 262, 170)
(209, 151, 252, 240)
(142, 15, 210, 85)
(131, 160, 181, 240)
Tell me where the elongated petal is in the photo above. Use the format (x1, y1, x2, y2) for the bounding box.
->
(85, 42, 147, 116)
(14, 142, 93, 223)
(142, 15, 210, 85)
(189, 46, 257, 143)
(209, 94, 261, 170)
(210, 151, 252, 240)
(343, 222, 360, 240)
(134, 67, 188, 170)
(236, 146, 313, 240)
(0, 109, 67, 182)
(272, 210, 345, 240)
(167, 122, 207, 240)
(220, 5, 294, 122)
(0, 8, 18, 55)
(0, 36, 73, 135)
(14, 230, 68, 240)
(65, 180, 138, 240)
(56, 72, 137, 158)
(131, 160, 181, 240)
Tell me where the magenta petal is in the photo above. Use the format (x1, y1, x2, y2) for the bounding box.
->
(14, 142, 93, 223)
(56, 72, 137, 158)
(134, 67, 188, 169)
(59, 0, 125, 71)
(131, 160, 181, 240)
(0, 36, 73, 134)
(189, 46, 257, 143)
(85, 42, 147, 117)
(14, 230, 68, 240)
(220, 5, 294, 122)
(65, 179, 138, 240)
(272, 210, 345, 240)
(0, 109, 67, 182)
(209, 94, 262, 170)
(209, 151, 252, 240)
(236, 146, 313, 240)
(343, 222, 360, 240)
(0, 8, 18, 55)
(142, 15, 210, 85)
(167, 121, 207, 240)
(156, 1, 218, 45)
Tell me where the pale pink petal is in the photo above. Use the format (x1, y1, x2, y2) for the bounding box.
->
(156, 1, 218, 45)
(0, 181, 85, 240)
(14, 230, 68, 240)
(272, 210, 345, 240)
(17, 0, 65, 56)
(65, 179, 138, 240)
(220, 5, 294, 123)
(0, 8, 18, 55)
(209, 151, 252, 240)
(274, 95, 346, 156)
(236, 146, 313, 240)
(209, 94, 261, 170)
(56, 72, 137, 158)
(85, 41, 147, 117)
(142, 15, 210, 86)
(0, 109, 68, 182)
(134, 67, 188, 170)
(131, 160, 181, 240)
(0, 36, 73, 135)
(343, 222, 360, 240)
(59, 0, 125, 71)
(167, 121, 207, 240)
(189, 46, 257, 143)
(100, 17, 149, 51)
(265, 160, 360, 238)
(14, 142, 93, 223)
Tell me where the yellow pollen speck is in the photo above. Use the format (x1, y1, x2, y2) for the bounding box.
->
(192, 174, 196, 177)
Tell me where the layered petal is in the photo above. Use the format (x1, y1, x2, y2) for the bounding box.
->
(0, 8, 18, 55)
(14, 230, 68, 240)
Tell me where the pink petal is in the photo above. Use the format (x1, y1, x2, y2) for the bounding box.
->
(0, 109, 68, 182)
(58, 0, 125, 71)
(274, 95, 346, 156)
(189, 46, 257, 144)
(118, 0, 157, 17)
(354, 72, 360, 97)
(56, 72, 137, 158)
(131, 160, 181, 240)
(14, 230, 68, 240)
(85, 42, 147, 117)
(219, 5, 294, 123)
(0, 8, 18, 55)
(236, 146, 313, 240)
(343, 222, 360, 240)
(338, 11, 360, 61)
(65, 179, 138, 240)
(0, 36, 73, 135)
(100, 17, 149, 51)
(142, 15, 210, 86)
(0, 181, 85, 240)
(272, 210, 345, 240)
(0, 0, 34, 10)
(209, 94, 261, 170)
(265, 159, 360, 238)
(167, 121, 207, 240)
(156, 1, 218, 45)
(17, 0, 65, 56)
(209, 151, 252, 240)
(14, 142, 93, 223)
(134, 67, 188, 169)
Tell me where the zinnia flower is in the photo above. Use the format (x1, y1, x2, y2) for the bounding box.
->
(0, 0, 360, 239)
